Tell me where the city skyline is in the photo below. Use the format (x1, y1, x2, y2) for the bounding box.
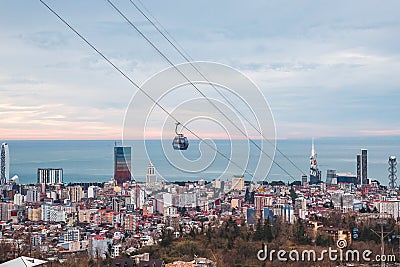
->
(1, 1, 400, 140)
(0, 138, 398, 186)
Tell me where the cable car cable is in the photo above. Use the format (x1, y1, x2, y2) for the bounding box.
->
(38, 0, 254, 178)
(105, 0, 298, 181)
(130, 0, 307, 177)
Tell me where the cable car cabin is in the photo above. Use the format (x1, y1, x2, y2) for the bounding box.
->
(172, 134, 189, 150)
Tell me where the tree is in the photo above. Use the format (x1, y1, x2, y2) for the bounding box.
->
(189, 227, 197, 239)
(289, 187, 297, 205)
(315, 233, 334, 246)
(179, 207, 187, 216)
(253, 219, 265, 241)
(206, 225, 212, 242)
(250, 191, 255, 204)
(101, 243, 113, 266)
(244, 187, 250, 203)
(160, 227, 173, 247)
(264, 217, 273, 243)
(293, 219, 311, 245)
(88, 258, 95, 267)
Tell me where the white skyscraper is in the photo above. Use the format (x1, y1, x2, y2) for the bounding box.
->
(1, 143, 10, 184)
(146, 161, 157, 185)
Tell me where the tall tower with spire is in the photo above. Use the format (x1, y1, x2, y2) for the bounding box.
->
(309, 139, 321, 185)
(146, 160, 157, 185)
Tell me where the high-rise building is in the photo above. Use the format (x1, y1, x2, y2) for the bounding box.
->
(65, 228, 80, 242)
(254, 193, 274, 216)
(331, 190, 343, 209)
(112, 197, 124, 212)
(146, 161, 157, 185)
(88, 186, 100, 199)
(326, 169, 337, 185)
(231, 175, 245, 191)
(357, 150, 368, 186)
(88, 235, 112, 259)
(124, 214, 135, 232)
(337, 173, 357, 184)
(246, 208, 256, 225)
(114, 146, 132, 185)
(26, 189, 40, 203)
(342, 193, 355, 212)
(37, 168, 63, 184)
(0, 202, 13, 221)
(361, 149, 368, 186)
(356, 154, 361, 185)
(41, 204, 65, 222)
(309, 139, 321, 185)
(67, 186, 83, 203)
(377, 200, 400, 221)
(1, 143, 10, 184)
(294, 197, 307, 211)
(388, 156, 397, 190)
(131, 185, 145, 210)
(13, 193, 24, 205)
(281, 204, 295, 224)
(301, 174, 308, 186)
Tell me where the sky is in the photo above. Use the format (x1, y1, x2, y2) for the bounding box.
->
(1, 0, 400, 140)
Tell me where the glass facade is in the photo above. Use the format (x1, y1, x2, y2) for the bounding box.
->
(337, 174, 358, 184)
(361, 149, 368, 185)
(114, 146, 132, 184)
(326, 169, 336, 185)
(356, 154, 361, 184)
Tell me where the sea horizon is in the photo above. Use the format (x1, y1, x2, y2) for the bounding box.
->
(1, 136, 399, 186)
(3, 134, 400, 141)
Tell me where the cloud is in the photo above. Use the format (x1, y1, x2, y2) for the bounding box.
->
(18, 31, 67, 49)
(0, 75, 42, 85)
(0, 102, 124, 140)
(1, 1, 400, 139)
(360, 130, 400, 136)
